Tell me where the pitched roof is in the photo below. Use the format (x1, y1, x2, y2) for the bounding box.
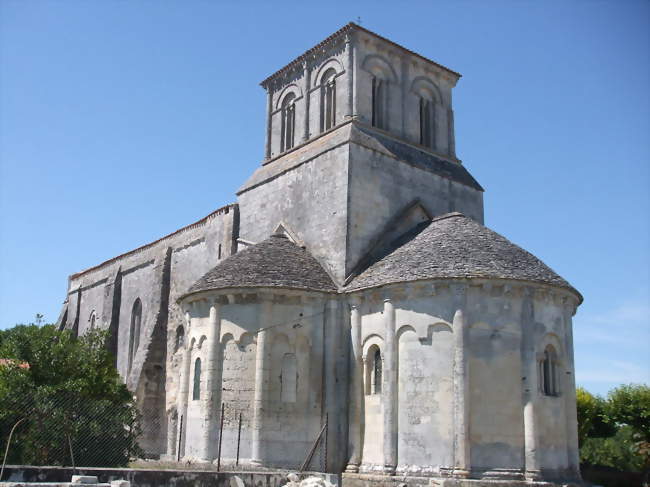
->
(353, 125, 483, 191)
(347, 213, 580, 297)
(185, 235, 337, 296)
(260, 23, 461, 89)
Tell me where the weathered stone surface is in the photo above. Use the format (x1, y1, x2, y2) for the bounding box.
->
(348, 212, 579, 294)
(186, 234, 337, 295)
(71, 476, 98, 484)
(55, 22, 582, 486)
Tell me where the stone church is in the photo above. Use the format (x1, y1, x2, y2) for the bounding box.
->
(58, 23, 583, 486)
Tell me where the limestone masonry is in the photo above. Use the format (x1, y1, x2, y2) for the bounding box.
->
(58, 23, 584, 486)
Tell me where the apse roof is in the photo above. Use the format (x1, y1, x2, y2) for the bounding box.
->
(185, 234, 336, 296)
(347, 212, 580, 298)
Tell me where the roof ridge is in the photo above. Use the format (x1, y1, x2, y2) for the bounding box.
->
(430, 211, 466, 223)
(70, 203, 236, 279)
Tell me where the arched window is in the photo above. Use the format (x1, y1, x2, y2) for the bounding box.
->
(541, 345, 559, 396)
(280, 353, 297, 403)
(280, 93, 296, 152)
(175, 325, 185, 352)
(372, 348, 382, 394)
(321, 69, 336, 132)
(88, 311, 96, 331)
(128, 298, 142, 373)
(193, 357, 201, 400)
(419, 97, 433, 148)
(365, 345, 383, 395)
(371, 76, 386, 129)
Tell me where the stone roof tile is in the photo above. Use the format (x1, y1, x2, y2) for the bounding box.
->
(347, 212, 580, 297)
(185, 235, 336, 295)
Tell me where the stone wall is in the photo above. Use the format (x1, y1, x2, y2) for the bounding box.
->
(58, 204, 238, 457)
(347, 279, 580, 480)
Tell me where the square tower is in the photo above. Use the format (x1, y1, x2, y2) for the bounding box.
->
(238, 23, 484, 284)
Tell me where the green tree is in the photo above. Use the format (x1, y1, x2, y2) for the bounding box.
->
(0, 323, 142, 467)
(607, 385, 650, 483)
(577, 387, 617, 446)
(579, 384, 650, 486)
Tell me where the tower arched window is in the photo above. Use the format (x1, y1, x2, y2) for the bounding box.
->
(280, 93, 296, 152)
(540, 345, 559, 396)
(128, 298, 142, 373)
(193, 357, 201, 400)
(88, 311, 96, 331)
(419, 97, 433, 148)
(321, 69, 337, 132)
(371, 76, 386, 130)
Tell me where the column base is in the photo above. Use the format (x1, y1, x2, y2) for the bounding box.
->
(525, 469, 542, 481)
(344, 463, 360, 473)
(452, 468, 470, 478)
(383, 465, 396, 476)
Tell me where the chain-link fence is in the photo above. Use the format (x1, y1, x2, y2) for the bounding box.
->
(1, 389, 141, 470)
(1, 392, 329, 473)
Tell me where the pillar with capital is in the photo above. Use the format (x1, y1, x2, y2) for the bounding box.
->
(199, 299, 222, 460)
(251, 293, 273, 465)
(176, 310, 192, 460)
(452, 308, 470, 478)
(382, 296, 397, 475)
(521, 288, 541, 480)
(563, 300, 581, 480)
(346, 295, 363, 472)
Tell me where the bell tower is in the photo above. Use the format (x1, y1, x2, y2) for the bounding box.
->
(237, 23, 484, 284)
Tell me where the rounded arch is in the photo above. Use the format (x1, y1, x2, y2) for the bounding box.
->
(197, 335, 207, 349)
(420, 322, 452, 344)
(314, 58, 343, 87)
(410, 76, 442, 104)
(540, 343, 561, 396)
(540, 332, 564, 356)
(221, 332, 235, 345)
(270, 331, 291, 347)
(275, 84, 302, 109)
(361, 54, 397, 83)
(396, 324, 417, 342)
(238, 331, 255, 347)
(365, 343, 383, 395)
(189, 336, 197, 350)
(88, 310, 97, 331)
(362, 334, 384, 364)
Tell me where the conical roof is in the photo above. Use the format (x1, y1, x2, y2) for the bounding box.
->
(185, 234, 336, 296)
(347, 212, 580, 297)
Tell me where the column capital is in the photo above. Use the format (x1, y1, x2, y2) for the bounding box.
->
(258, 291, 275, 303)
(349, 294, 363, 309)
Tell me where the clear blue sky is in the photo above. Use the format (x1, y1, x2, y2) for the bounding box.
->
(1, 1, 648, 396)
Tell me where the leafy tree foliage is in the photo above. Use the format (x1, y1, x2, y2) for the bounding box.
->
(577, 387, 617, 446)
(0, 323, 142, 467)
(578, 384, 650, 481)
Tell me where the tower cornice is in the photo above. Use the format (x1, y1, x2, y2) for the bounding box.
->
(260, 23, 461, 91)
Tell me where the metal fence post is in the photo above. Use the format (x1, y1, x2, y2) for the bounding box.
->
(1, 418, 26, 480)
(177, 415, 183, 462)
(217, 403, 225, 472)
(66, 434, 76, 475)
(236, 412, 242, 466)
(324, 413, 328, 473)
